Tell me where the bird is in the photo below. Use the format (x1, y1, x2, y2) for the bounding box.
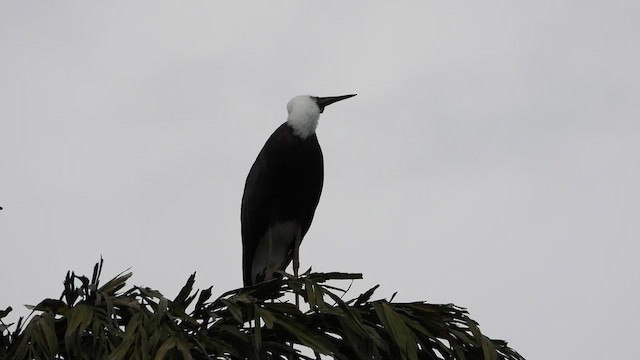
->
(241, 94, 357, 287)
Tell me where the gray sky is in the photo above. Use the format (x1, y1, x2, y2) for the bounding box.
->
(1, 2, 639, 359)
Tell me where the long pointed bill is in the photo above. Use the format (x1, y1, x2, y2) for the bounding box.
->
(316, 94, 357, 112)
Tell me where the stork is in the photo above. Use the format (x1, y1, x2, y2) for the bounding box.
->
(241, 94, 356, 287)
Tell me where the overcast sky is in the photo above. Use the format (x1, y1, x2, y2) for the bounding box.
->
(1, 2, 639, 359)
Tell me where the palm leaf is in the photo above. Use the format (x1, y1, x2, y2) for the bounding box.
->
(0, 260, 525, 360)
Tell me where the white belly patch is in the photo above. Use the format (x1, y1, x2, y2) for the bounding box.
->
(251, 221, 300, 283)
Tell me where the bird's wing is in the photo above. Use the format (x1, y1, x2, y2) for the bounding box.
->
(241, 148, 273, 286)
(241, 124, 293, 285)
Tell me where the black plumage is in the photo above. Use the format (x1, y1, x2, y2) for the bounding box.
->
(241, 123, 323, 286)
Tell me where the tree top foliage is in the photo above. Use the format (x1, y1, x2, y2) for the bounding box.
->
(0, 259, 524, 360)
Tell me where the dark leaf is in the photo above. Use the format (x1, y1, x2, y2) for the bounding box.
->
(0, 306, 12, 319)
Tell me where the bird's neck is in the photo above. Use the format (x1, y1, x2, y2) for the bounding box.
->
(287, 114, 318, 139)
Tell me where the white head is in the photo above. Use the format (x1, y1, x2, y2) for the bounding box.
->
(286, 95, 321, 139)
(286, 94, 357, 139)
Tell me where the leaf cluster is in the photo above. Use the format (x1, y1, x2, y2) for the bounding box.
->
(0, 260, 524, 360)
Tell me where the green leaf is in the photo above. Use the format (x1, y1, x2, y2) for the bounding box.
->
(482, 335, 498, 360)
(176, 337, 194, 360)
(354, 285, 380, 306)
(374, 302, 418, 360)
(109, 314, 141, 360)
(33, 298, 68, 314)
(0, 306, 12, 319)
(173, 273, 196, 307)
(305, 278, 317, 309)
(270, 311, 333, 355)
(467, 317, 482, 343)
(64, 304, 93, 346)
(309, 272, 363, 282)
(39, 313, 59, 356)
(100, 271, 132, 294)
(155, 296, 169, 321)
(154, 337, 193, 360)
(324, 290, 367, 336)
(314, 281, 327, 311)
(221, 299, 243, 324)
(253, 304, 262, 354)
(256, 307, 275, 329)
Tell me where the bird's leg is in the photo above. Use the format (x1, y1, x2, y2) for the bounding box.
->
(293, 229, 301, 279)
(290, 228, 302, 357)
(293, 228, 301, 309)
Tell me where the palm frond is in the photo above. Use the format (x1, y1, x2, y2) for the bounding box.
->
(0, 260, 525, 360)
